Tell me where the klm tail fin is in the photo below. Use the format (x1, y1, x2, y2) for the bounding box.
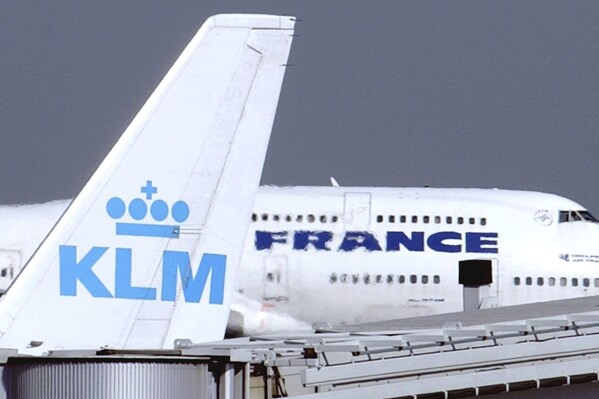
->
(0, 14, 295, 353)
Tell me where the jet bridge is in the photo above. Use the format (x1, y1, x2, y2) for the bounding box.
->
(4, 297, 599, 398)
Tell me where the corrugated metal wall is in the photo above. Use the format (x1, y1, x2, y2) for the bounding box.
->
(6, 360, 214, 399)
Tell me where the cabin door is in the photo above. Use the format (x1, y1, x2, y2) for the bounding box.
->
(344, 192, 372, 229)
(263, 255, 289, 302)
(481, 258, 500, 308)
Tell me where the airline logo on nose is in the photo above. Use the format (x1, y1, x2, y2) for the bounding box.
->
(59, 180, 226, 304)
(106, 180, 189, 238)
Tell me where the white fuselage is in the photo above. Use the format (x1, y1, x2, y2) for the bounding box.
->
(2, 186, 599, 328)
(238, 186, 599, 326)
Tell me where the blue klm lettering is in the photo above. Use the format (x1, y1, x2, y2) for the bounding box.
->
(59, 245, 226, 303)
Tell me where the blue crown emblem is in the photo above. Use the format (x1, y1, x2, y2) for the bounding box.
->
(106, 180, 189, 238)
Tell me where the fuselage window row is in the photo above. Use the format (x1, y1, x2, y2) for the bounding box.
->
(251, 213, 340, 223)
(328, 273, 441, 285)
(251, 212, 487, 227)
(513, 276, 599, 288)
(376, 215, 487, 226)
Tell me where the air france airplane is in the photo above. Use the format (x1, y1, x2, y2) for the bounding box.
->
(242, 186, 599, 325)
(0, 14, 295, 353)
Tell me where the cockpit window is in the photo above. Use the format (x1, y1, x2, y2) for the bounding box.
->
(559, 210, 599, 223)
(579, 211, 599, 222)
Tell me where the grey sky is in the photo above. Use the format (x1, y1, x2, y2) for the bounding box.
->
(1, 2, 598, 214)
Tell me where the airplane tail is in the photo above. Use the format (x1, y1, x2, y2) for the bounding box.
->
(0, 14, 295, 353)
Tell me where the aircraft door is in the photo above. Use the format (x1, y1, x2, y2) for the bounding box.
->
(263, 255, 289, 302)
(344, 192, 371, 229)
(479, 258, 499, 308)
(0, 249, 20, 294)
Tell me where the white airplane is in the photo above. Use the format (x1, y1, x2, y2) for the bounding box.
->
(4, 186, 599, 331)
(0, 13, 295, 353)
(3, 13, 599, 335)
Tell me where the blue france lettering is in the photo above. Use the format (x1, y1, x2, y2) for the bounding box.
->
(255, 231, 288, 250)
(427, 231, 462, 253)
(59, 245, 226, 303)
(339, 231, 382, 252)
(465, 232, 498, 253)
(386, 232, 425, 251)
(255, 230, 498, 254)
(293, 231, 333, 251)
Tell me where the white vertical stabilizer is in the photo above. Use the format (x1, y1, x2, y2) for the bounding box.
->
(0, 14, 295, 353)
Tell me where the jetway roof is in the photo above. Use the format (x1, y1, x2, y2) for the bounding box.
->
(178, 296, 599, 397)
(6, 296, 599, 398)
(347, 294, 599, 332)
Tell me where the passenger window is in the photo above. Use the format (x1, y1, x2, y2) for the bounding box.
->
(584, 278, 590, 287)
(363, 274, 371, 284)
(548, 277, 556, 286)
(469, 218, 475, 225)
(410, 275, 417, 284)
(433, 275, 440, 284)
(375, 274, 382, 284)
(514, 277, 520, 286)
(285, 215, 292, 222)
(332, 215, 338, 223)
(339, 273, 348, 283)
(296, 215, 303, 223)
(251, 213, 257, 222)
(352, 274, 359, 284)
(376, 215, 383, 223)
(273, 214, 280, 222)
(389, 215, 395, 223)
(435, 216, 441, 224)
(411, 216, 418, 223)
(399, 275, 405, 284)
(386, 274, 394, 284)
(307, 214, 315, 223)
(423, 216, 430, 224)
(320, 215, 327, 223)
(525, 277, 532, 286)
(329, 273, 338, 284)
(422, 275, 429, 284)
(400, 216, 406, 223)
(446, 216, 452, 224)
(458, 217, 464, 225)
(537, 277, 544, 286)
(572, 278, 579, 287)
(481, 218, 487, 226)
(560, 277, 567, 287)
(595, 278, 599, 288)
(262, 213, 268, 221)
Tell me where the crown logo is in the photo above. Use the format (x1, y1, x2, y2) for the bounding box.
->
(106, 180, 189, 238)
